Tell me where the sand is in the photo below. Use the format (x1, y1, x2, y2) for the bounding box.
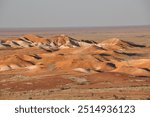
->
(0, 26, 150, 100)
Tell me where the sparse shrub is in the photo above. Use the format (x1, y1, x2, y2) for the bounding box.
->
(113, 94, 119, 99)
(28, 97, 32, 100)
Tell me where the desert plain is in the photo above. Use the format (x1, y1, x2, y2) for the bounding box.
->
(0, 26, 150, 99)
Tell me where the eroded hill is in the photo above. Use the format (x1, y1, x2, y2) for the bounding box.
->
(0, 34, 150, 99)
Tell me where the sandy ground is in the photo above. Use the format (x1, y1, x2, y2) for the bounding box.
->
(0, 26, 150, 100)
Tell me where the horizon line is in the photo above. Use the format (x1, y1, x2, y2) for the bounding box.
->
(0, 24, 150, 30)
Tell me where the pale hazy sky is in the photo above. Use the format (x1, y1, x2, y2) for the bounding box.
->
(0, 0, 150, 28)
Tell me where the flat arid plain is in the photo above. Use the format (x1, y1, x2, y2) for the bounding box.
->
(0, 26, 150, 99)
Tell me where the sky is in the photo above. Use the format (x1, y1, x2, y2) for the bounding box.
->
(0, 0, 150, 28)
